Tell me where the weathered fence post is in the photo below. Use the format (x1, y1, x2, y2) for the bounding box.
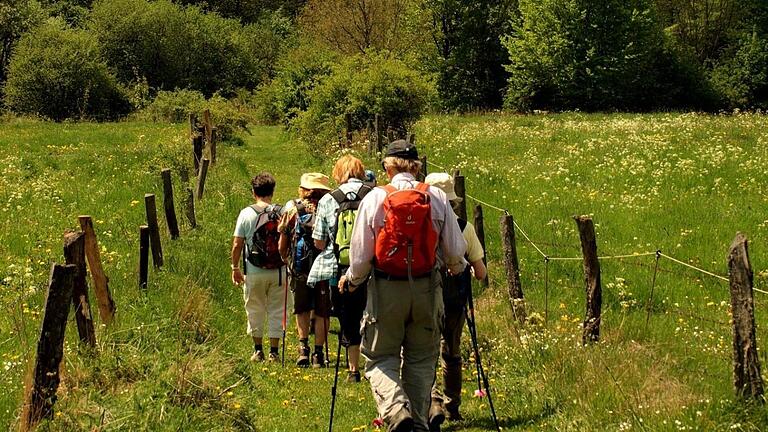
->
(453, 171, 467, 221)
(474, 204, 489, 287)
(184, 187, 197, 228)
(728, 233, 764, 400)
(63, 232, 96, 347)
(203, 109, 213, 156)
(144, 194, 164, 268)
(161, 169, 180, 239)
(210, 126, 218, 165)
(78, 216, 115, 324)
(139, 225, 150, 290)
(501, 214, 525, 323)
(192, 135, 204, 173)
(418, 156, 427, 182)
(21, 264, 75, 430)
(345, 113, 353, 147)
(574, 215, 601, 344)
(196, 158, 210, 200)
(188, 113, 197, 137)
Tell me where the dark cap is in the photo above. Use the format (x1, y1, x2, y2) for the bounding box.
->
(384, 139, 419, 160)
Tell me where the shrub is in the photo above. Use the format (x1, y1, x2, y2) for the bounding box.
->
(503, 0, 670, 111)
(253, 42, 338, 125)
(709, 34, 768, 109)
(90, 0, 281, 96)
(4, 20, 130, 121)
(0, 0, 46, 87)
(138, 89, 253, 142)
(292, 52, 436, 156)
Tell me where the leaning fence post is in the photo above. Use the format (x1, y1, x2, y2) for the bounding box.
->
(728, 233, 764, 400)
(453, 171, 467, 221)
(144, 194, 164, 268)
(474, 205, 489, 287)
(139, 225, 150, 290)
(184, 187, 197, 228)
(192, 135, 204, 173)
(574, 215, 601, 344)
(21, 264, 75, 430)
(63, 232, 96, 347)
(78, 216, 115, 324)
(161, 169, 180, 239)
(501, 214, 525, 323)
(196, 158, 210, 200)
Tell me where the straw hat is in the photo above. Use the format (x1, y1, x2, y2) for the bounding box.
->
(425, 172, 461, 201)
(300, 172, 331, 190)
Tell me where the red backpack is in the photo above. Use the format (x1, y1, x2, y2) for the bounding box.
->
(374, 183, 438, 277)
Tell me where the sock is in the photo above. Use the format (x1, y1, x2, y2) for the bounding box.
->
(300, 338, 309, 348)
(314, 345, 323, 354)
(270, 346, 279, 354)
(254, 344, 263, 353)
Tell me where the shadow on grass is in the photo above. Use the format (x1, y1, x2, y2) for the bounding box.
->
(442, 402, 559, 431)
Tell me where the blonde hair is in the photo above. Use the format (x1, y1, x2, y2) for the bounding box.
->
(382, 156, 422, 176)
(332, 155, 365, 184)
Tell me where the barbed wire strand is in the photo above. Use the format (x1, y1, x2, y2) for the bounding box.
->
(658, 252, 729, 282)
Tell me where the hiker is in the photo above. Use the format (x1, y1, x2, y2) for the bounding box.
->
(424, 173, 488, 431)
(339, 140, 467, 432)
(364, 169, 377, 188)
(230, 172, 286, 362)
(309, 155, 371, 383)
(279, 172, 332, 368)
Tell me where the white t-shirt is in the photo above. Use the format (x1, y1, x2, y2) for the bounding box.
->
(233, 204, 282, 274)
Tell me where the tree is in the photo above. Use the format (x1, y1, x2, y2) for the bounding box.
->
(423, 0, 516, 110)
(299, 0, 415, 56)
(0, 0, 45, 88)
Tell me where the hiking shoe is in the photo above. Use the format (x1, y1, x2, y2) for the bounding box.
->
(428, 403, 446, 432)
(296, 346, 310, 367)
(346, 370, 361, 383)
(446, 407, 463, 422)
(268, 351, 279, 362)
(389, 408, 414, 432)
(250, 350, 265, 362)
(311, 351, 326, 368)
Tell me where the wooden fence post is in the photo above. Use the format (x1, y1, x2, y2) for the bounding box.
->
(386, 127, 394, 144)
(574, 215, 601, 344)
(188, 113, 197, 138)
(418, 156, 427, 182)
(210, 126, 218, 165)
(728, 233, 764, 400)
(453, 171, 467, 221)
(144, 194, 164, 268)
(196, 158, 210, 200)
(184, 187, 197, 228)
(192, 135, 204, 173)
(22, 264, 75, 430)
(78, 216, 115, 324)
(161, 169, 180, 239)
(139, 225, 150, 290)
(203, 109, 213, 156)
(474, 205, 489, 287)
(501, 214, 525, 323)
(63, 232, 96, 347)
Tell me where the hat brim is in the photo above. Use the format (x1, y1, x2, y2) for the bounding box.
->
(300, 181, 331, 191)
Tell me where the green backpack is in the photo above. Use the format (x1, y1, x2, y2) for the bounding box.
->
(330, 184, 372, 267)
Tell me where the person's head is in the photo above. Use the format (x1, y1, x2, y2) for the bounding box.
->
(251, 172, 276, 199)
(298, 172, 331, 201)
(364, 169, 377, 187)
(332, 155, 365, 184)
(382, 140, 421, 179)
(424, 172, 462, 211)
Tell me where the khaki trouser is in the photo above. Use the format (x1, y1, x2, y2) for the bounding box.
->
(431, 305, 465, 415)
(243, 269, 287, 339)
(361, 272, 443, 431)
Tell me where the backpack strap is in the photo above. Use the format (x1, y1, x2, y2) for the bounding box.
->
(330, 188, 347, 205)
(458, 218, 467, 232)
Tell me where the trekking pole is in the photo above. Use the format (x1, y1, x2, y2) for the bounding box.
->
(465, 287, 501, 432)
(328, 285, 346, 432)
(282, 267, 288, 367)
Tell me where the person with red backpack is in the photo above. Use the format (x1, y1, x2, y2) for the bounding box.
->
(230, 172, 285, 362)
(339, 140, 467, 432)
(279, 173, 331, 368)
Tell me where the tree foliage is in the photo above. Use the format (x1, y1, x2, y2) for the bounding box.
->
(0, 0, 45, 88)
(4, 19, 129, 120)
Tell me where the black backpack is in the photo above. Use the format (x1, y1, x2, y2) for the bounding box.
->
(291, 201, 318, 276)
(245, 204, 283, 270)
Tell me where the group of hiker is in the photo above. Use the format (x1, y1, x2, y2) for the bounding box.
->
(230, 140, 488, 432)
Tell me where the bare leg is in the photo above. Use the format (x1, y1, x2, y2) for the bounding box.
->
(348, 345, 361, 372)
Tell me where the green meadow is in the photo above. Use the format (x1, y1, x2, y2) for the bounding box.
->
(1, 113, 768, 431)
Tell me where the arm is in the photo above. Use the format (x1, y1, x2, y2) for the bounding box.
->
(440, 200, 467, 275)
(314, 239, 327, 250)
(469, 258, 487, 281)
(463, 221, 486, 280)
(231, 237, 245, 285)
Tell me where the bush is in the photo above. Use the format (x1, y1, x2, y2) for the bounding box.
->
(709, 34, 768, 109)
(0, 0, 46, 87)
(4, 20, 130, 121)
(138, 89, 253, 142)
(253, 42, 338, 125)
(292, 52, 436, 156)
(503, 0, 670, 111)
(90, 0, 282, 96)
